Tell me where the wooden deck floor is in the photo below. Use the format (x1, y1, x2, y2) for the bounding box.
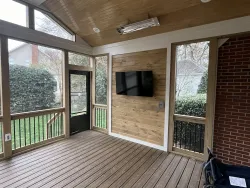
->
(0, 131, 205, 188)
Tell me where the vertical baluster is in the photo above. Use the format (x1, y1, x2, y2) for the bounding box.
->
(13, 120, 16, 150)
(52, 113, 54, 137)
(54, 113, 56, 137)
(199, 125, 202, 153)
(100, 108, 102, 128)
(50, 113, 52, 138)
(38, 116, 40, 142)
(55, 113, 57, 137)
(18, 119, 21, 148)
(42, 115, 44, 141)
(99, 108, 102, 128)
(99, 109, 101, 128)
(46, 114, 49, 139)
(61, 113, 63, 135)
(184, 124, 187, 149)
(179, 122, 182, 149)
(96, 108, 98, 127)
(29, 117, 31, 145)
(174, 122, 177, 147)
(101, 109, 103, 128)
(105, 109, 107, 129)
(57, 113, 59, 136)
(103, 109, 105, 129)
(24, 119, 26, 147)
(98, 108, 100, 128)
(95, 108, 97, 127)
(189, 124, 192, 151)
(55, 114, 57, 137)
(194, 124, 197, 152)
(23, 118, 27, 146)
(96, 108, 98, 128)
(96, 108, 99, 127)
(102, 109, 104, 129)
(34, 116, 36, 143)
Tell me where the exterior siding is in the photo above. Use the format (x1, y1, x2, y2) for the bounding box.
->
(214, 35, 250, 166)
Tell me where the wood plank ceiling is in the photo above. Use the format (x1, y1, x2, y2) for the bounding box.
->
(42, 0, 250, 46)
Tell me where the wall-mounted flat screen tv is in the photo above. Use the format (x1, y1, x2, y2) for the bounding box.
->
(116, 71, 153, 97)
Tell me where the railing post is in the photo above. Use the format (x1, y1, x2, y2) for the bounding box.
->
(63, 50, 70, 138)
(0, 36, 12, 158)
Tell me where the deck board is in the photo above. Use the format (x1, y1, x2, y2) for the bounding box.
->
(0, 130, 205, 188)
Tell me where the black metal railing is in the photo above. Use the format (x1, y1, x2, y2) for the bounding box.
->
(94, 106, 107, 129)
(173, 120, 205, 153)
(11, 108, 64, 150)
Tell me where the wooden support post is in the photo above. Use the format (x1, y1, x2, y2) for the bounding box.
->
(204, 38, 218, 159)
(91, 57, 96, 129)
(0, 37, 12, 158)
(63, 50, 70, 138)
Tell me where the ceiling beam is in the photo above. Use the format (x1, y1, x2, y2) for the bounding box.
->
(0, 20, 93, 55)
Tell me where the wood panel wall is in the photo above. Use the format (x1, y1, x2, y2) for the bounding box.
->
(112, 49, 167, 145)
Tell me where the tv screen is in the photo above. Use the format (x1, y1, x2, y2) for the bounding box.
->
(116, 71, 153, 97)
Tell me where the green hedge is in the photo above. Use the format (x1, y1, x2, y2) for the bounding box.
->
(10, 65, 56, 114)
(175, 94, 206, 117)
(174, 94, 206, 153)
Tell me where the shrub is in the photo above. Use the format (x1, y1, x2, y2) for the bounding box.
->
(10, 65, 56, 113)
(197, 71, 208, 94)
(174, 94, 206, 153)
(175, 94, 206, 117)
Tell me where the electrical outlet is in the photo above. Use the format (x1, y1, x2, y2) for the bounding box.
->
(159, 101, 165, 109)
(5, 133, 11, 142)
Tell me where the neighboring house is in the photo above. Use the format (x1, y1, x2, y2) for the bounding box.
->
(176, 59, 206, 97)
(9, 44, 62, 104)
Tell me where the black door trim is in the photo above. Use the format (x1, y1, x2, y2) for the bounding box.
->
(69, 70, 91, 135)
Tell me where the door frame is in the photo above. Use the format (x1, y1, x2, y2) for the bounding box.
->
(92, 54, 109, 134)
(168, 38, 218, 161)
(69, 70, 91, 133)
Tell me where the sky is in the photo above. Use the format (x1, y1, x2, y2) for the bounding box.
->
(0, 0, 27, 50)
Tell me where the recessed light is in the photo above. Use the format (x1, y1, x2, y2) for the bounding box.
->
(93, 27, 100, 33)
(201, 0, 211, 3)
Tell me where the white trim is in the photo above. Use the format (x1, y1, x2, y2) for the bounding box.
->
(93, 16, 250, 55)
(108, 54, 112, 135)
(110, 133, 166, 151)
(164, 45, 171, 151)
(0, 20, 92, 55)
(218, 38, 229, 48)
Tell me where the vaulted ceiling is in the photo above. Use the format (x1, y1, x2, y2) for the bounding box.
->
(42, 0, 250, 47)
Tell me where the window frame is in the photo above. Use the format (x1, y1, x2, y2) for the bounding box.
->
(168, 39, 218, 161)
(68, 51, 92, 68)
(7, 37, 65, 114)
(11, 0, 75, 40)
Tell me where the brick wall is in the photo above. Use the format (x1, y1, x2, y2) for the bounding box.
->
(214, 35, 250, 166)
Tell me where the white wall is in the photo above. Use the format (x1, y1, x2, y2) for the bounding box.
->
(93, 16, 250, 151)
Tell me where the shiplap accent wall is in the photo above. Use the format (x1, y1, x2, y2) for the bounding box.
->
(112, 49, 167, 145)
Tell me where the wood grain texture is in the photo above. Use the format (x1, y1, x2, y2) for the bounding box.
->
(112, 49, 167, 145)
(43, 0, 250, 46)
(0, 130, 204, 187)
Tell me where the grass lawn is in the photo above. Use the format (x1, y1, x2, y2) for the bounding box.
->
(0, 114, 63, 153)
(95, 109, 107, 129)
(0, 110, 106, 154)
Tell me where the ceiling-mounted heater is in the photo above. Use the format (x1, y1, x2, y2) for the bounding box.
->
(117, 17, 160, 34)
